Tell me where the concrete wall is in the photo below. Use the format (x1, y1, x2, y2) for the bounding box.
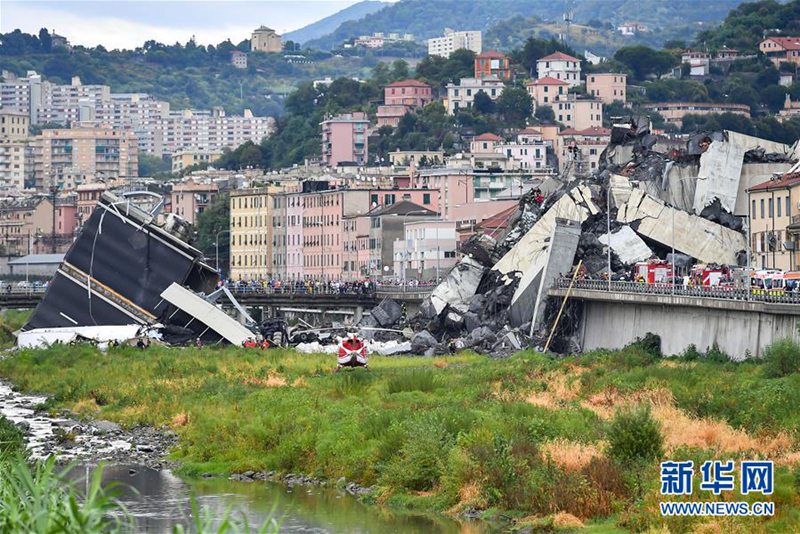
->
(579, 299, 799, 359)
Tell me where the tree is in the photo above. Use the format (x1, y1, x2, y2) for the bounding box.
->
(194, 194, 230, 274)
(472, 90, 496, 114)
(38, 28, 52, 52)
(608, 405, 664, 465)
(391, 59, 410, 81)
(239, 144, 263, 168)
(663, 39, 687, 50)
(614, 46, 678, 81)
(534, 105, 555, 123)
(496, 86, 533, 127)
(137, 154, 170, 177)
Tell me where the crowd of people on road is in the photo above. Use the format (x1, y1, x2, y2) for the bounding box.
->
(221, 277, 442, 295)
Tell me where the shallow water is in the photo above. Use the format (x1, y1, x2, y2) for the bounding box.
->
(73, 464, 485, 533)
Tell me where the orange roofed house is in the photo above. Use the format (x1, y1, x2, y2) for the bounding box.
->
(474, 51, 512, 80)
(760, 37, 800, 66)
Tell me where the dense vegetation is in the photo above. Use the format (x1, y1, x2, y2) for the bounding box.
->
(305, 0, 743, 51)
(697, 0, 800, 51)
(2, 341, 799, 531)
(0, 29, 370, 117)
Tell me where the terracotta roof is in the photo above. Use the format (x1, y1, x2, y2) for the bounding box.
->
(538, 51, 580, 62)
(526, 76, 570, 86)
(517, 127, 543, 135)
(385, 79, 431, 88)
(763, 37, 800, 51)
(476, 50, 507, 59)
(473, 133, 504, 142)
(475, 205, 518, 231)
(748, 172, 800, 192)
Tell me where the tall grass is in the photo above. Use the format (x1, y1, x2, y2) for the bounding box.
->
(0, 345, 797, 530)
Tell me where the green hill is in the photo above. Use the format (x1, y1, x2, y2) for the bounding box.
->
(305, 0, 746, 51)
(695, 0, 800, 51)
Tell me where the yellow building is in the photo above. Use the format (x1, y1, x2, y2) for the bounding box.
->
(170, 150, 222, 174)
(251, 26, 282, 53)
(229, 185, 289, 280)
(0, 110, 30, 190)
(747, 173, 800, 271)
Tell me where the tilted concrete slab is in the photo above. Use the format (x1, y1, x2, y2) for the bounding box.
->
(161, 283, 253, 345)
(695, 131, 791, 215)
(493, 187, 598, 327)
(599, 225, 653, 264)
(429, 256, 486, 315)
(618, 189, 746, 265)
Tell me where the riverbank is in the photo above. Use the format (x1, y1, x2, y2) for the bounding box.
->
(1, 343, 799, 531)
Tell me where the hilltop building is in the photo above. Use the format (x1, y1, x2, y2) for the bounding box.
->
(427, 28, 482, 58)
(251, 26, 282, 53)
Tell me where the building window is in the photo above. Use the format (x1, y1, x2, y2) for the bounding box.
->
(769, 197, 774, 217)
(761, 198, 765, 219)
(752, 199, 756, 219)
(423, 193, 431, 205)
(787, 196, 791, 218)
(778, 197, 783, 217)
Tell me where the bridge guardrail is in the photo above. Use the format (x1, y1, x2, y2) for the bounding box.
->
(554, 278, 800, 304)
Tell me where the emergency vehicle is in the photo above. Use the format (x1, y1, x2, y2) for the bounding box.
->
(633, 260, 673, 284)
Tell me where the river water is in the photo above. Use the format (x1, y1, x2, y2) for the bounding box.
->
(1, 381, 484, 533)
(72, 464, 483, 533)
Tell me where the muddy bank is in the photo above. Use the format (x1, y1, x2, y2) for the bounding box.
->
(0, 381, 175, 469)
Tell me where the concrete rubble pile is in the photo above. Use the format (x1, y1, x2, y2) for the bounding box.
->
(404, 117, 799, 356)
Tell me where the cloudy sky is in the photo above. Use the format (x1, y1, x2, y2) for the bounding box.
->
(1, 0, 362, 49)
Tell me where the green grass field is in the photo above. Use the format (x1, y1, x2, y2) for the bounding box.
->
(1, 343, 799, 532)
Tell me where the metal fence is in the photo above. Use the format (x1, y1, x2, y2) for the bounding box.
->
(554, 278, 800, 305)
(1, 285, 48, 296)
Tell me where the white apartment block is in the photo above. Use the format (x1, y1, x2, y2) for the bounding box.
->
(1, 72, 275, 158)
(445, 77, 505, 114)
(537, 52, 582, 87)
(427, 29, 482, 58)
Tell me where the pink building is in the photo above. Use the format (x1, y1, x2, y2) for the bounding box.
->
(525, 77, 568, 106)
(321, 112, 369, 167)
(411, 170, 476, 220)
(284, 193, 304, 281)
(377, 80, 433, 128)
(384, 80, 432, 107)
(586, 73, 627, 104)
(343, 215, 371, 280)
(471, 132, 504, 154)
(55, 196, 78, 239)
(170, 179, 218, 224)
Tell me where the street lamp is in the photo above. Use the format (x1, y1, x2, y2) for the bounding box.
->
(215, 229, 230, 275)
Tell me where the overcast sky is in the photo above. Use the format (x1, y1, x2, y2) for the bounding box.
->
(1, 0, 362, 49)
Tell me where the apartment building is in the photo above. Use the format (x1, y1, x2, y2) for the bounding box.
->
(474, 51, 511, 80)
(445, 77, 505, 114)
(76, 181, 107, 223)
(525, 77, 568, 106)
(320, 112, 369, 167)
(251, 26, 282, 53)
(229, 186, 285, 280)
(0, 196, 55, 256)
(171, 149, 222, 174)
(558, 126, 611, 176)
(170, 179, 218, 224)
(747, 173, 800, 271)
(536, 52, 582, 87)
(0, 110, 30, 190)
(29, 123, 138, 190)
(377, 80, 432, 127)
(427, 28, 482, 58)
(553, 95, 603, 131)
(586, 73, 627, 104)
(2, 72, 274, 158)
(368, 201, 438, 277)
(393, 219, 458, 281)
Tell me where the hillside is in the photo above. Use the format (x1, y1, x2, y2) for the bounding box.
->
(305, 0, 746, 51)
(0, 31, 372, 117)
(283, 1, 388, 45)
(695, 0, 800, 51)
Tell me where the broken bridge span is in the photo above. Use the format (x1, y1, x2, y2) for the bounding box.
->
(549, 279, 800, 359)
